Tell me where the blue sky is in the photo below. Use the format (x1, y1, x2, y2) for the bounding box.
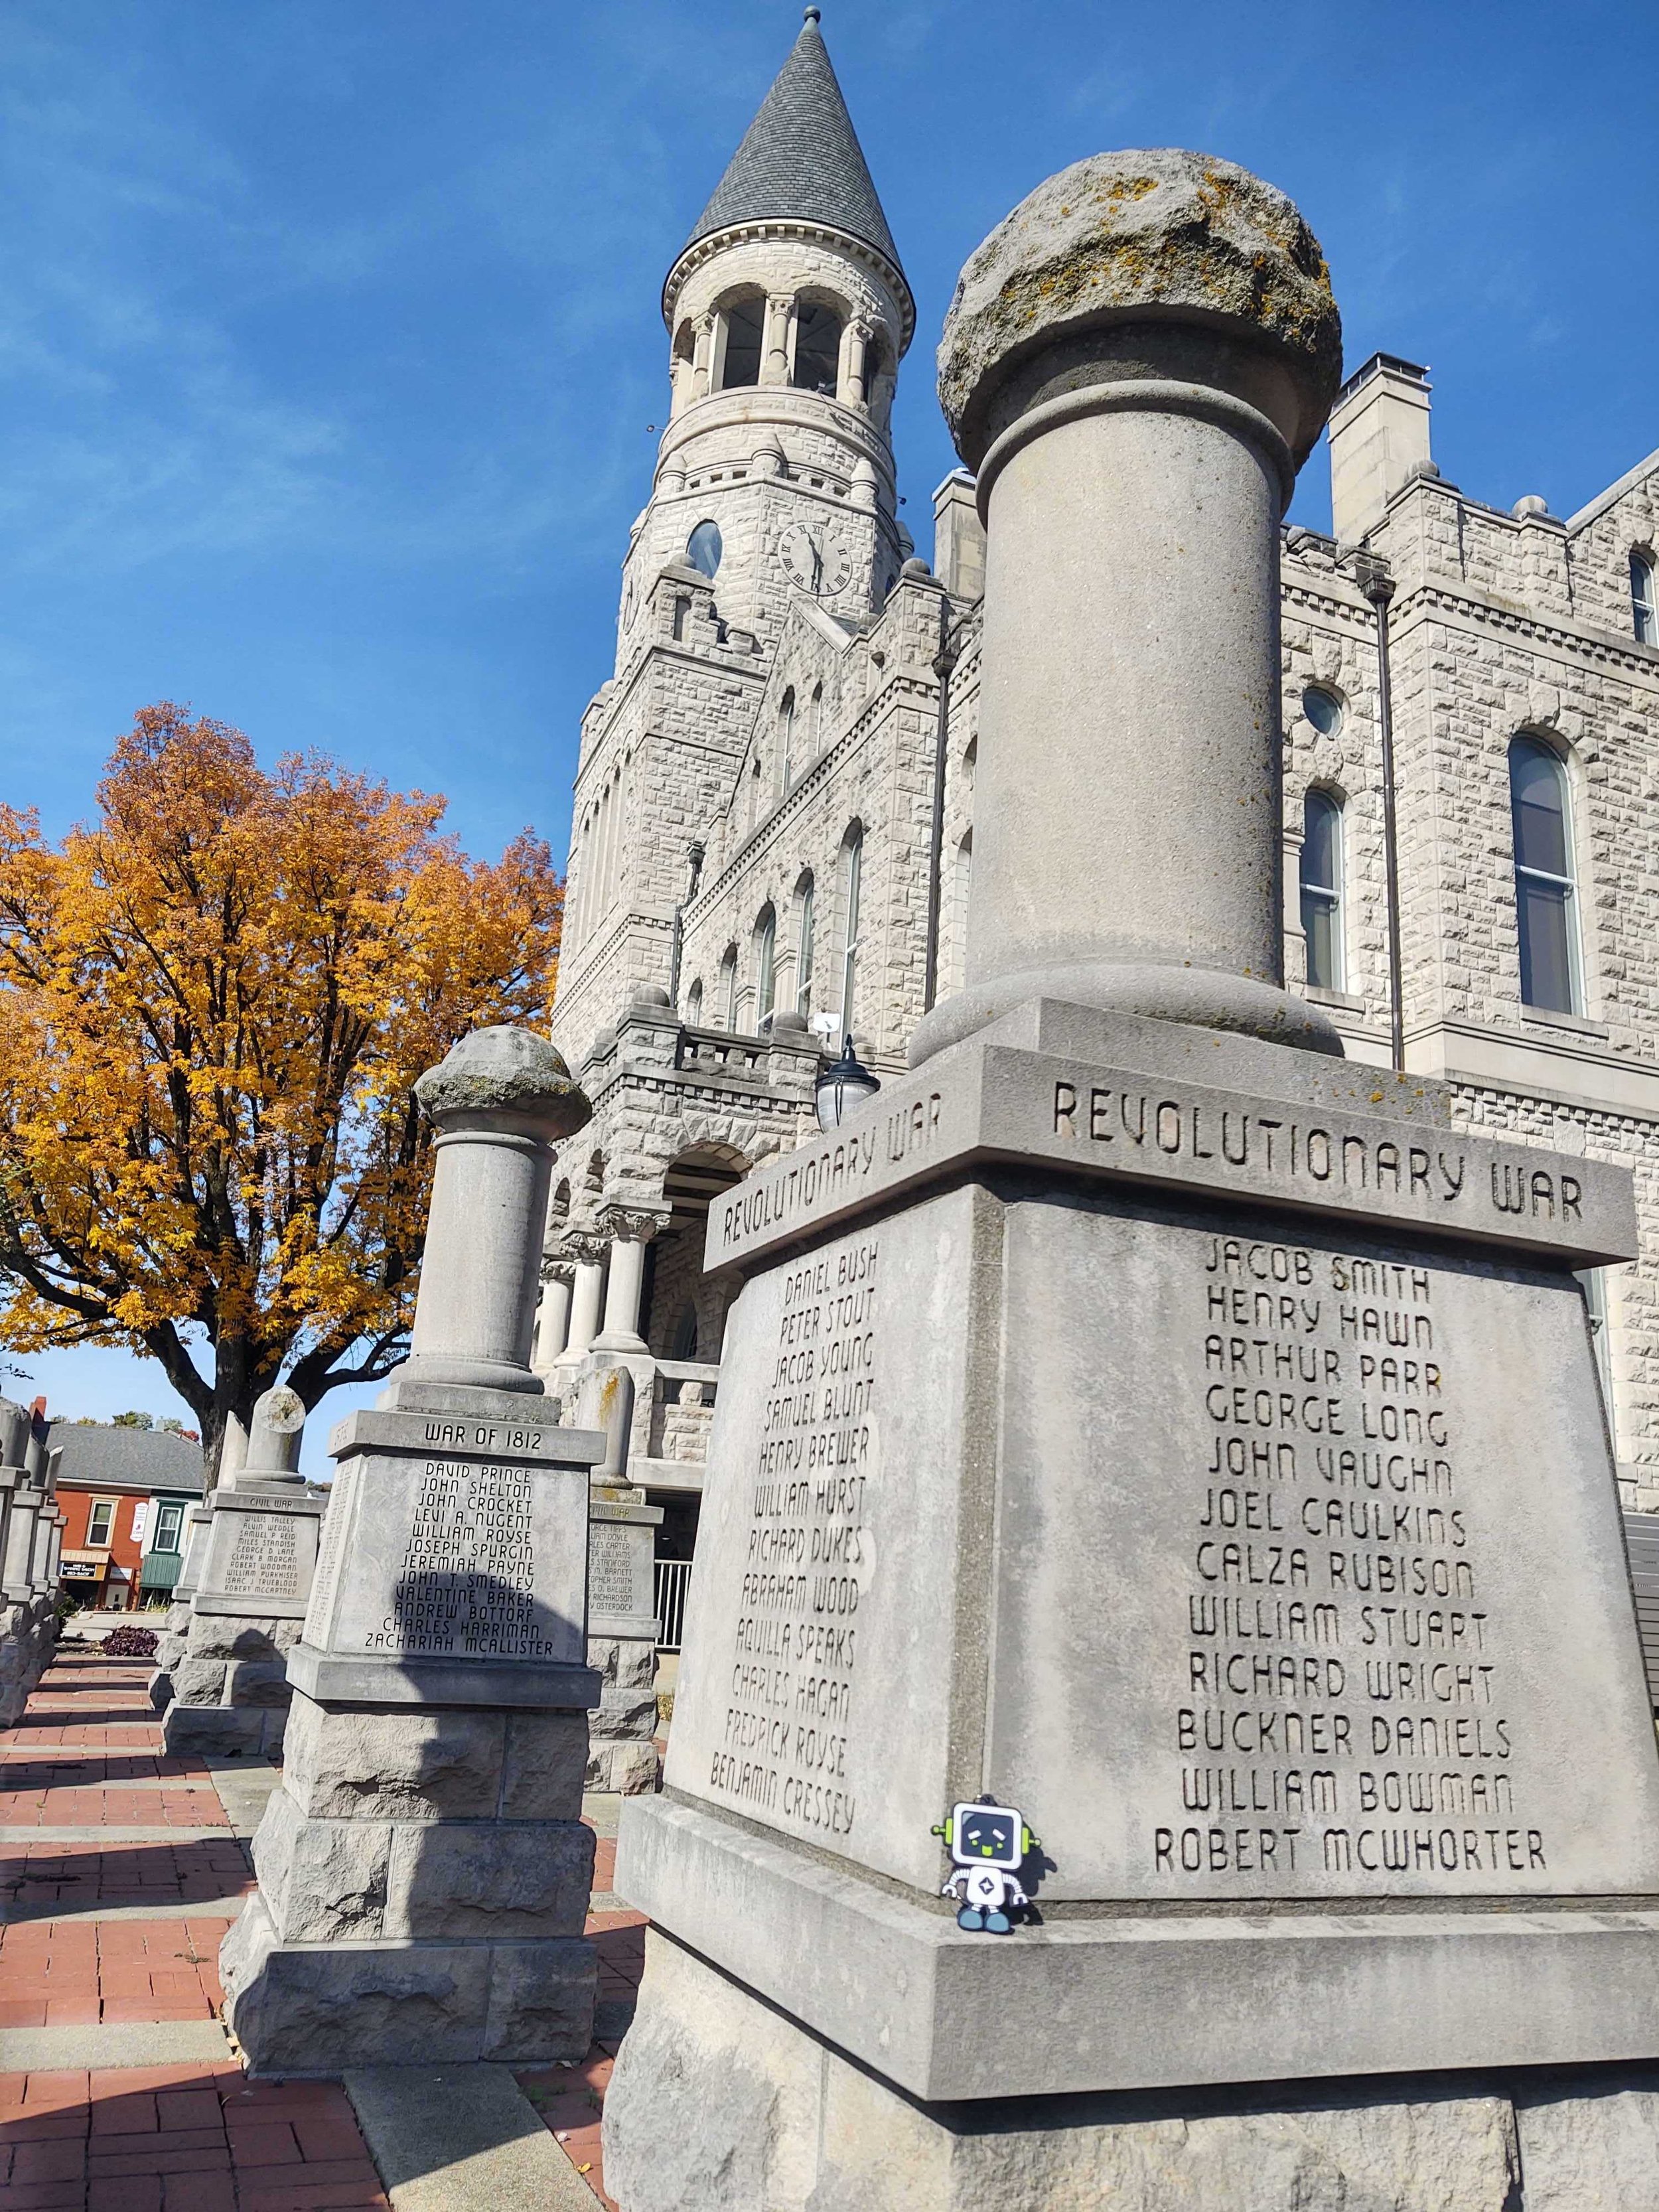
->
(7, 0, 1656, 1453)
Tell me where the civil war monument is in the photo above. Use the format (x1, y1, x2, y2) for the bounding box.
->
(597, 125, 1659, 2212)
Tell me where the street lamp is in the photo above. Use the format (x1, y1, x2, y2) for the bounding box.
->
(814, 1035, 881, 1133)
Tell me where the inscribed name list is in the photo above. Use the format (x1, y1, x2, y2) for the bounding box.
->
(220, 1512, 303, 1602)
(707, 1235, 880, 1844)
(989, 1197, 1659, 1900)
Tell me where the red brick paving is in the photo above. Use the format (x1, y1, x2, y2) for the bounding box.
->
(515, 1826, 648, 2208)
(0, 1789, 228, 1830)
(0, 1841, 253, 1912)
(0, 1921, 232, 2027)
(0, 2066, 390, 2208)
(0, 1653, 391, 2211)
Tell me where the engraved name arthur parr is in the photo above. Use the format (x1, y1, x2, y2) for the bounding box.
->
(1154, 1232, 1542, 1889)
(710, 1236, 879, 1841)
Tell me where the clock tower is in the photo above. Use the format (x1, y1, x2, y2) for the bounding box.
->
(615, 7, 913, 656)
(556, 9, 914, 1055)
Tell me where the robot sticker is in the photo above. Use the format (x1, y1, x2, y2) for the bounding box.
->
(931, 1798, 1038, 1933)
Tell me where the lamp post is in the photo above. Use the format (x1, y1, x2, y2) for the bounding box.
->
(814, 1036, 881, 1132)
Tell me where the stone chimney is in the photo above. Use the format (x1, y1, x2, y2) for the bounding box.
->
(1327, 351, 1432, 544)
(932, 470, 985, 601)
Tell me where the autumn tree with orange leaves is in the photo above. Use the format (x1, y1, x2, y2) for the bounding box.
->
(0, 705, 563, 1473)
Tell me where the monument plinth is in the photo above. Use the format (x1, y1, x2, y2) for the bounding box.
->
(605, 154, 1659, 2211)
(222, 1026, 609, 2073)
(162, 1386, 325, 1757)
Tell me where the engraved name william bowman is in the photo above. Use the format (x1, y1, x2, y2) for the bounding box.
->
(709, 1046, 1635, 1267)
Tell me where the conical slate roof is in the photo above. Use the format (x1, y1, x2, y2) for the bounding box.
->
(683, 10, 902, 277)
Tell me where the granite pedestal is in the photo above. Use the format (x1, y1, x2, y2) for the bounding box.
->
(163, 1387, 326, 1758)
(220, 1024, 607, 2073)
(607, 1003, 1659, 2207)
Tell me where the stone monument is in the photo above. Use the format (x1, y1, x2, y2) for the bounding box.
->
(605, 153, 1659, 2207)
(0, 1394, 52, 1726)
(578, 1358, 665, 1795)
(221, 1025, 610, 2073)
(161, 1386, 325, 1757)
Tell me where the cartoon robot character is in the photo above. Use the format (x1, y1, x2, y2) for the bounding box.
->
(930, 1798, 1037, 1933)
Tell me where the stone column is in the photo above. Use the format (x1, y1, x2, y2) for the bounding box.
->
(592, 1211, 660, 1355)
(841, 317, 871, 407)
(690, 312, 715, 401)
(761, 293, 794, 387)
(555, 1242, 607, 1374)
(222, 1026, 609, 2074)
(587, 1484, 663, 1799)
(162, 1386, 326, 1758)
(534, 1263, 575, 1375)
(909, 149, 1344, 1069)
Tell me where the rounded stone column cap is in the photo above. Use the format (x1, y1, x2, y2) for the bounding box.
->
(939, 148, 1342, 472)
(414, 1025, 593, 1140)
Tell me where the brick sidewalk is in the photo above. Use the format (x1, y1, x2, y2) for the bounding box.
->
(0, 1645, 392, 2211)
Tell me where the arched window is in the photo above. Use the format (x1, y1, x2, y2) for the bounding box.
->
(808, 682, 823, 759)
(754, 905, 777, 1025)
(685, 978, 703, 1027)
(718, 293, 764, 390)
(795, 873, 816, 1017)
(778, 688, 796, 790)
(719, 945, 739, 1030)
(1299, 789, 1345, 993)
(686, 520, 722, 579)
(839, 825, 863, 1038)
(792, 299, 842, 395)
(1510, 735, 1581, 1014)
(1633, 552, 1658, 646)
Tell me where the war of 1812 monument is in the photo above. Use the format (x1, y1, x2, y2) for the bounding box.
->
(591, 50, 1659, 2212)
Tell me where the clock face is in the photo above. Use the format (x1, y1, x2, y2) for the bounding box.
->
(779, 522, 852, 597)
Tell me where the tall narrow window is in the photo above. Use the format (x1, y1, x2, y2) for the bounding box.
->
(1634, 552, 1658, 646)
(755, 905, 776, 1025)
(839, 826, 863, 1038)
(1510, 735, 1581, 1013)
(153, 1502, 184, 1552)
(795, 874, 816, 1017)
(719, 295, 764, 390)
(719, 946, 738, 1030)
(778, 689, 796, 791)
(1299, 789, 1345, 992)
(87, 1499, 116, 1547)
(792, 299, 842, 394)
(685, 978, 703, 1027)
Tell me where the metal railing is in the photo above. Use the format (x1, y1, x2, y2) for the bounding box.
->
(654, 1558, 694, 1653)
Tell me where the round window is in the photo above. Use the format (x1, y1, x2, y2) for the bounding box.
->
(1303, 685, 1343, 737)
(687, 520, 723, 579)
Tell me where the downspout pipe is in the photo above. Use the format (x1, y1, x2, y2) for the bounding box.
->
(1356, 555, 1404, 1073)
(922, 593, 961, 1013)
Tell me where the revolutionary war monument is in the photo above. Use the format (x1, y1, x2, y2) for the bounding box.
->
(603, 151, 1659, 2205)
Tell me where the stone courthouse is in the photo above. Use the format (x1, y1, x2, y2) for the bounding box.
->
(539, 5, 1659, 1580)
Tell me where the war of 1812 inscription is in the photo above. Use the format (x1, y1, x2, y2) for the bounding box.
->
(301, 1405, 592, 1675)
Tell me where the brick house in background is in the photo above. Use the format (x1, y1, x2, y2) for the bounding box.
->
(52, 1425, 206, 1612)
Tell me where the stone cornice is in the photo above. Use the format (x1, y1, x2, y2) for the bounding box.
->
(1390, 581, 1659, 684)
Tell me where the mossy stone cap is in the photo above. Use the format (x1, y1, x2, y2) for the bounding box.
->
(939, 148, 1342, 472)
(415, 1024, 593, 1137)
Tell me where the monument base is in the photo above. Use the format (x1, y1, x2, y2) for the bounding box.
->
(161, 1611, 304, 1759)
(604, 1927, 1659, 2212)
(219, 1374, 609, 2072)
